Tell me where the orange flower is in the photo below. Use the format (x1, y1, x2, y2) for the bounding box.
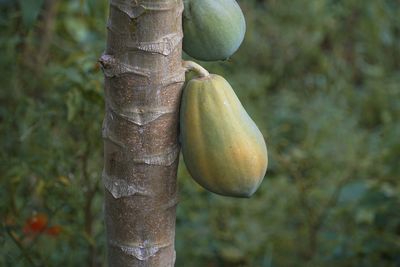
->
(46, 225, 62, 236)
(23, 213, 48, 234)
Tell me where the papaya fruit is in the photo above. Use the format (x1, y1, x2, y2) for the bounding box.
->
(183, 0, 246, 61)
(180, 74, 268, 198)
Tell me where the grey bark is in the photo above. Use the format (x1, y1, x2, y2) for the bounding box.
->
(99, 0, 185, 266)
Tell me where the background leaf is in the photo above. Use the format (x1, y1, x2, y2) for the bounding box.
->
(17, 0, 44, 28)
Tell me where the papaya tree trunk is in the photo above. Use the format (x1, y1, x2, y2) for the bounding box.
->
(99, 0, 184, 266)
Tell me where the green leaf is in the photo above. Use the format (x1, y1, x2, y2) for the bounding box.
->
(338, 181, 367, 204)
(18, 0, 44, 28)
(66, 88, 83, 122)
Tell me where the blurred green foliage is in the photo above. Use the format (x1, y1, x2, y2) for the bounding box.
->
(1, 0, 399, 266)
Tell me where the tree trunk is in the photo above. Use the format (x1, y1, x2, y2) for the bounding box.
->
(99, 0, 184, 266)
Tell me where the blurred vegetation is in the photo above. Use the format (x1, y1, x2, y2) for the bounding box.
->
(1, 0, 399, 266)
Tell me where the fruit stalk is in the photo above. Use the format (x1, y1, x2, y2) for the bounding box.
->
(182, 60, 210, 77)
(100, 1, 185, 266)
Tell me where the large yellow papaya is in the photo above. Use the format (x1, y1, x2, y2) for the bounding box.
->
(180, 74, 268, 198)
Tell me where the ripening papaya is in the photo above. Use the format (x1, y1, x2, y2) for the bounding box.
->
(183, 0, 246, 61)
(180, 74, 268, 198)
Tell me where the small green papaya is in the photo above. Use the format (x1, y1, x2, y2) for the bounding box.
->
(183, 0, 246, 61)
(180, 74, 268, 198)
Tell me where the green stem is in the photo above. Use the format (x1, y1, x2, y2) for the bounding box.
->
(182, 60, 210, 77)
(4, 225, 39, 267)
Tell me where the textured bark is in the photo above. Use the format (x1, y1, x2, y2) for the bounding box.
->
(100, 1, 184, 266)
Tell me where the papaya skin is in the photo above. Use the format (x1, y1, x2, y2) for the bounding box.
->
(183, 0, 246, 61)
(180, 74, 268, 197)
